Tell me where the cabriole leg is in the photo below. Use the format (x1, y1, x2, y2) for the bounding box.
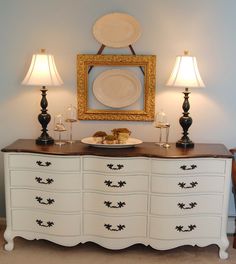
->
(219, 237, 229, 260)
(4, 229, 14, 251)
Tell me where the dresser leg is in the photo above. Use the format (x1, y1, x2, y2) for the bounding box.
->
(4, 229, 14, 251)
(5, 240, 14, 251)
(219, 237, 229, 260)
(219, 249, 228, 260)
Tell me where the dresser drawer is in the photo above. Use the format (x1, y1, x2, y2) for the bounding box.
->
(83, 157, 149, 174)
(151, 158, 226, 175)
(84, 193, 148, 214)
(150, 194, 223, 215)
(150, 216, 221, 239)
(151, 175, 224, 194)
(12, 210, 81, 236)
(9, 154, 80, 172)
(11, 189, 81, 212)
(10, 171, 81, 190)
(84, 214, 147, 238)
(83, 173, 148, 192)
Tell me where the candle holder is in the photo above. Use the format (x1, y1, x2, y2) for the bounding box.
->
(163, 124, 171, 148)
(154, 110, 167, 146)
(54, 114, 66, 146)
(65, 105, 77, 144)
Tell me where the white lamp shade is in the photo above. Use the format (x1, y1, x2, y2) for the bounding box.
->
(166, 54, 205, 88)
(22, 53, 63, 86)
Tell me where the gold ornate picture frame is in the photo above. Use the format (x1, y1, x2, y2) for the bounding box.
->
(77, 54, 156, 121)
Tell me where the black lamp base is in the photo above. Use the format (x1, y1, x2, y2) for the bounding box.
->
(176, 87, 194, 149)
(176, 139, 194, 148)
(36, 87, 54, 145)
(36, 135, 54, 145)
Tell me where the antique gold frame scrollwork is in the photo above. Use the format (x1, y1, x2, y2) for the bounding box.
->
(77, 54, 156, 121)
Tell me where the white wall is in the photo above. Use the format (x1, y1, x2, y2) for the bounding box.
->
(0, 0, 236, 217)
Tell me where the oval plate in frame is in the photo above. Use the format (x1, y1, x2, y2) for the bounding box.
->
(93, 69, 142, 108)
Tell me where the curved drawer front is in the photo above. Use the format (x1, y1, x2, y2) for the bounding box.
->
(10, 171, 81, 190)
(150, 216, 221, 239)
(84, 173, 148, 192)
(151, 158, 226, 175)
(151, 176, 224, 194)
(11, 189, 81, 212)
(83, 157, 149, 174)
(84, 214, 147, 238)
(9, 154, 80, 172)
(151, 194, 223, 215)
(12, 210, 81, 236)
(84, 193, 148, 214)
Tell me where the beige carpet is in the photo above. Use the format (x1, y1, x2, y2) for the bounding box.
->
(1, 226, 236, 264)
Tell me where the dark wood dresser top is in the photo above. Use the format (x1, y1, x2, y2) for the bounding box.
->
(1, 139, 232, 159)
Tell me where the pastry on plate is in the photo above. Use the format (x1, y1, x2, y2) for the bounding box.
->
(92, 131, 107, 144)
(103, 135, 117, 144)
(112, 128, 131, 144)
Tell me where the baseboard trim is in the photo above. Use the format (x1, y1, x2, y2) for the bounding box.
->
(0, 217, 6, 227)
(227, 216, 235, 234)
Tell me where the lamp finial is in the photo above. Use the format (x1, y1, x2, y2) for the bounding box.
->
(184, 50, 189, 56)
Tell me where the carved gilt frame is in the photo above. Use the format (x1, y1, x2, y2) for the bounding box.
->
(77, 54, 156, 121)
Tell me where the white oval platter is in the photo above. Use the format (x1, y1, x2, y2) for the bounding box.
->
(81, 137, 143, 148)
(93, 69, 142, 108)
(93, 12, 141, 48)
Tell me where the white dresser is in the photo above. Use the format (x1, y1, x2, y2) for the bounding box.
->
(2, 140, 232, 259)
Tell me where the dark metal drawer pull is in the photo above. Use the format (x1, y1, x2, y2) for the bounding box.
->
(35, 177, 54, 185)
(36, 161, 52, 167)
(104, 180, 126, 188)
(177, 202, 197, 210)
(107, 164, 124, 170)
(175, 224, 196, 232)
(35, 196, 55, 205)
(104, 223, 125, 231)
(104, 201, 126, 208)
(178, 181, 198, 189)
(36, 219, 54, 228)
(180, 164, 197, 170)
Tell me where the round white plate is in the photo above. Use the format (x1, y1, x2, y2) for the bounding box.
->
(81, 137, 143, 148)
(93, 12, 141, 48)
(93, 69, 142, 108)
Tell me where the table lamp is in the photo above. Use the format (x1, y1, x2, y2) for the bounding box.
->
(166, 51, 205, 148)
(22, 49, 63, 145)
